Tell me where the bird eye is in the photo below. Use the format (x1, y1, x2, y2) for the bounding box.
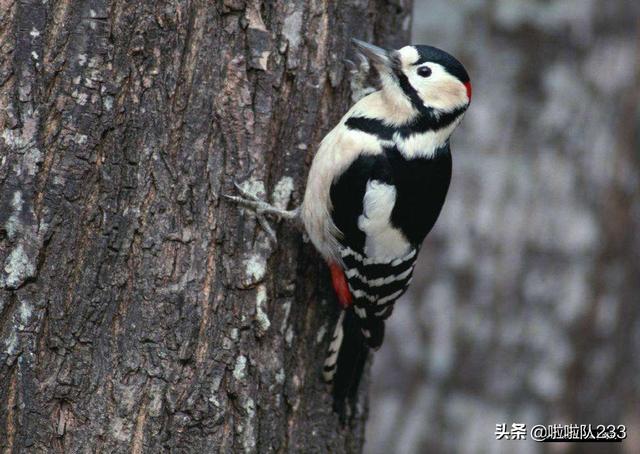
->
(417, 66, 432, 78)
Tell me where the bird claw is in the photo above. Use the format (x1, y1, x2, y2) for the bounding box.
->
(344, 58, 356, 72)
(225, 191, 279, 245)
(355, 51, 370, 72)
(347, 51, 375, 103)
(257, 214, 278, 245)
(344, 53, 369, 75)
(233, 181, 261, 202)
(225, 180, 299, 245)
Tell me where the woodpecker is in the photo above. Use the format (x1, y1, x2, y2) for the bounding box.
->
(228, 39, 471, 406)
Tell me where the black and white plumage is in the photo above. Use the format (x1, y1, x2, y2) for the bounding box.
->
(226, 39, 471, 412)
(303, 40, 471, 402)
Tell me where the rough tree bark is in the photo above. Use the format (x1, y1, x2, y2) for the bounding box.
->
(0, 0, 411, 452)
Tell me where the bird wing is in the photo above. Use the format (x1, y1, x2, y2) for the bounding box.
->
(329, 152, 417, 349)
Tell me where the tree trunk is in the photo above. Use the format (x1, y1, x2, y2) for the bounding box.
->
(0, 1, 411, 452)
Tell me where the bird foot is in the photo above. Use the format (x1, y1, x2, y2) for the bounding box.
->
(345, 53, 376, 103)
(225, 182, 300, 245)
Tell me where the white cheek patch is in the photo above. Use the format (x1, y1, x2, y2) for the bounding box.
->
(408, 63, 468, 111)
(357, 180, 411, 260)
(427, 78, 467, 109)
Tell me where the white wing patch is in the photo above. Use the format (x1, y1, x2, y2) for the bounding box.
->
(357, 180, 411, 261)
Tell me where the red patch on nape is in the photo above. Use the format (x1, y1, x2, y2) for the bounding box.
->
(329, 262, 352, 309)
(464, 81, 472, 101)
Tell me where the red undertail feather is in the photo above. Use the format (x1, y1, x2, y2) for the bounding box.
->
(329, 263, 352, 308)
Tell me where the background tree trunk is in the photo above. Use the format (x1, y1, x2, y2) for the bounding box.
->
(367, 1, 640, 453)
(0, 1, 411, 452)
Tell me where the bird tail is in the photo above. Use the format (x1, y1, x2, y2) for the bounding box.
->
(323, 309, 369, 417)
(323, 309, 346, 383)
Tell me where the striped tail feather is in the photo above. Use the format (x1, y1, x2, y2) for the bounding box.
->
(323, 310, 345, 383)
(341, 247, 417, 349)
(323, 309, 369, 412)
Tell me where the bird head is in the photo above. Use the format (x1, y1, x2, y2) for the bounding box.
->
(352, 39, 471, 115)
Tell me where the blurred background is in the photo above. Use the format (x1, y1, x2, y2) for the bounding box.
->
(366, 1, 640, 453)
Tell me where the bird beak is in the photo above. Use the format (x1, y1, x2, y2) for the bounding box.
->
(351, 39, 391, 70)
